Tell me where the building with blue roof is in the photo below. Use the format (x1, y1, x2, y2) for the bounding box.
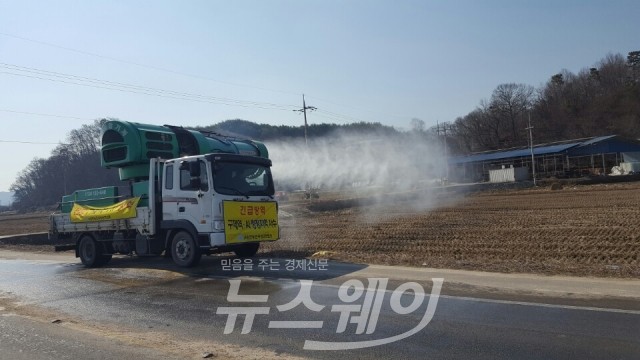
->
(449, 135, 640, 182)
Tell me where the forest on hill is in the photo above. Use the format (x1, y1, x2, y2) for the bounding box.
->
(194, 119, 398, 140)
(448, 51, 640, 153)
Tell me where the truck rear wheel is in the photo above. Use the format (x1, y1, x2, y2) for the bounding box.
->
(171, 231, 201, 267)
(234, 243, 260, 258)
(78, 235, 112, 268)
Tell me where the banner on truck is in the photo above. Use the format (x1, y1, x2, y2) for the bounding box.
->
(70, 197, 140, 223)
(223, 201, 279, 243)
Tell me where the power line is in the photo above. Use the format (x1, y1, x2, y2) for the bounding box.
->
(0, 32, 301, 97)
(0, 109, 92, 121)
(0, 63, 297, 111)
(0, 63, 379, 127)
(312, 112, 349, 124)
(1, 63, 295, 108)
(312, 110, 368, 124)
(306, 94, 410, 121)
(1, 32, 411, 123)
(0, 63, 297, 109)
(0, 139, 68, 145)
(315, 109, 370, 124)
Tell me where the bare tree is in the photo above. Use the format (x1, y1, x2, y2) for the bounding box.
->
(10, 119, 120, 211)
(489, 83, 534, 147)
(451, 50, 640, 153)
(410, 118, 426, 133)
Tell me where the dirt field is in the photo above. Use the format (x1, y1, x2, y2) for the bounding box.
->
(266, 182, 640, 278)
(0, 212, 50, 236)
(1, 183, 639, 277)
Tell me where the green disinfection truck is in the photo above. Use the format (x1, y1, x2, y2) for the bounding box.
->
(49, 120, 279, 267)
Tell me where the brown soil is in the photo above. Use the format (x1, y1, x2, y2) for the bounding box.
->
(2, 183, 639, 277)
(0, 211, 50, 236)
(264, 182, 640, 278)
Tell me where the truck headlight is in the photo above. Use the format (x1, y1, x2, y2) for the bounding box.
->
(213, 220, 225, 231)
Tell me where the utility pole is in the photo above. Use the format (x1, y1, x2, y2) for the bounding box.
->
(293, 94, 317, 194)
(293, 94, 316, 146)
(59, 145, 69, 195)
(436, 121, 452, 183)
(525, 111, 536, 186)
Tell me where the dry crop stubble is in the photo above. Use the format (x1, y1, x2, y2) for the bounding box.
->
(266, 183, 640, 277)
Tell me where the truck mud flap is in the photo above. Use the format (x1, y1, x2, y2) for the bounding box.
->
(54, 244, 76, 252)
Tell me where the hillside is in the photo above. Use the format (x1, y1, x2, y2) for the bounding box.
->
(194, 119, 399, 140)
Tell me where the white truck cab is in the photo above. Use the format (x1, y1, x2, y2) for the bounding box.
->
(160, 153, 279, 266)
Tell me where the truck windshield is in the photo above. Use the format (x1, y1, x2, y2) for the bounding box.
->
(213, 162, 274, 196)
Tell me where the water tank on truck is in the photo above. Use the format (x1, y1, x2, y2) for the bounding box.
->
(100, 120, 269, 181)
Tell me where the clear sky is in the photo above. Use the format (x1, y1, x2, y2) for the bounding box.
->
(0, 0, 638, 192)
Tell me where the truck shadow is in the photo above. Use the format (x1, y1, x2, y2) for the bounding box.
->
(97, 252, 369, 282)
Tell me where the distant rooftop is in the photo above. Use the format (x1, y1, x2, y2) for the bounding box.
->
(449, 135, 618, 165)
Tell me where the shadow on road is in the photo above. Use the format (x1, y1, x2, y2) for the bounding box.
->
(88, 252, 369, 282)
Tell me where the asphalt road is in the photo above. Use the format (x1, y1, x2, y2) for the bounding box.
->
(0, 251, 638, 359)
(0, 314, 176, 360)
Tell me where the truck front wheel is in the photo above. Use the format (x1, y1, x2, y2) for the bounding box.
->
(171, 231, 201, 267)
(78, 235, 112, 268)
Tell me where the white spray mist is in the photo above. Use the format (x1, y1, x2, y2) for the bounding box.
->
(267, 130, 451, 214)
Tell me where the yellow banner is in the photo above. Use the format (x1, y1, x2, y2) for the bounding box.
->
(223, 201, 279, 244)
(70, 197, 140, 223)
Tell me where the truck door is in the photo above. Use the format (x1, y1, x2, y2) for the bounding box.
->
(163, 159, 213, 233)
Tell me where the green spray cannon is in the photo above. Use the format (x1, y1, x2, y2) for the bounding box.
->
(100, 120, 269, 180)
